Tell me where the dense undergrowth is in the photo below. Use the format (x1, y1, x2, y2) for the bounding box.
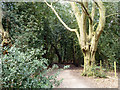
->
(1, 46, 61, 88)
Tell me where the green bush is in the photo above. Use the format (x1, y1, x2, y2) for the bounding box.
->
(1, 46, 61, 88)
(81, 66, 107, 78)
(91, 66, 107, 78)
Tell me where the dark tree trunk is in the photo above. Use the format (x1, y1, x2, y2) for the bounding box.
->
(64, 44, 66, 63)
(54, 46, 62, 63)
(51, 43, 62, 64)
(72, 39, 76, 64)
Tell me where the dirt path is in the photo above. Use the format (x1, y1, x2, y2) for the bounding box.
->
(52, 64, 118, 88)
(55, 69, 92, 88)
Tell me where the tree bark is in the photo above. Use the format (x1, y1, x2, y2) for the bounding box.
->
(70, 0, 105, 75)
(83, 45, 96, 73)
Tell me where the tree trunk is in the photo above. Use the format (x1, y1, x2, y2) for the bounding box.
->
(52, 44, 62, 64)
(70, 1, 105, 76)
(63, 43, 67, 63)
(82, 35, 98, 75)
(83, 49, 96, 73)
(57, 52, 62, 63)
(45, 0, 105, 76)
(72, 40, 76, 64)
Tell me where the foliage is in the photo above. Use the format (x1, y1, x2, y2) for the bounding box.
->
(1, 1, 119, 80)
(82, 66, 107, 78)
(91, 66, 106, 78)
(1, 46, 61, 88)
(1, 3, 62, 88)
(2, 2, 83, 66)
(97, 2, 120, 70)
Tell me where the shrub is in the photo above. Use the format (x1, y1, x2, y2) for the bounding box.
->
(81, 66, 107, 78)
(90, 66, 107, 78)
(1, 46, 61, 88)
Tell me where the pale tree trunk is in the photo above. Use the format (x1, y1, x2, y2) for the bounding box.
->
(45, 0, 105, 76)
(0, 7, 11, 47)
(70, 0, 105, 75)
(0, 7, 4, 40)
(0, 7, 3, 89)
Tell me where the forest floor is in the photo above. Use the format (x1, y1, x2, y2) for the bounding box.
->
(49, 64, 118, 88)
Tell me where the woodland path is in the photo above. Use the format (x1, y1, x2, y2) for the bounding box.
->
(53, 64, 118, 88)
(53, 64, 96, 88)
(55, 69, 91, 88)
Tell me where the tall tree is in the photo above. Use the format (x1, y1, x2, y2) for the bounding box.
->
(45, 0, 106, 75)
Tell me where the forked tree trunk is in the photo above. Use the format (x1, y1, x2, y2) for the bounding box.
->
(45, 0, 105, 76)
(70, 1, 105, 75)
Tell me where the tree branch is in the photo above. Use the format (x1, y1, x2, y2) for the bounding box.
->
(89, 2, 96, 39)
(93, 22, 98, 29)
(93, 13, 119, 30)
(78, 1, 94, 40)
(70, 2, 81, 29)
(93, 0, 105, 40)
(78, 2, 92, 23)
(91, 2, 95, 22)
(71, 1, 87, 47)
(45, 0, 81, 49)
(75, 30, 81, 46)
(106, 13, 119, 18)
(93, 0, 100, 8)
(44, 0, 77, 32)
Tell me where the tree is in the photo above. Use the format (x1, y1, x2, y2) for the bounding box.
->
(45, 0, 106, 75)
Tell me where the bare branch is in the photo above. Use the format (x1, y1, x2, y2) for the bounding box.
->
(70, 2, 82, 33)
(93, 22, 98, 29)
(70, 2, 81, 26)
(91, 2, 95, 22)
(71, 1, 87, 47)
(75, 30, 81, 46)
(106, 13, 120, 18)
(93, 13, 119, 30)
(89, 2, 95, 39)
(92, 0, 100, 8)
(44, 0, 77, 32)
(45, 0, 81, 48)
(78, 2, 92, 23)
(78, 1, 93, 40)
(94, 0, 105, 40)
